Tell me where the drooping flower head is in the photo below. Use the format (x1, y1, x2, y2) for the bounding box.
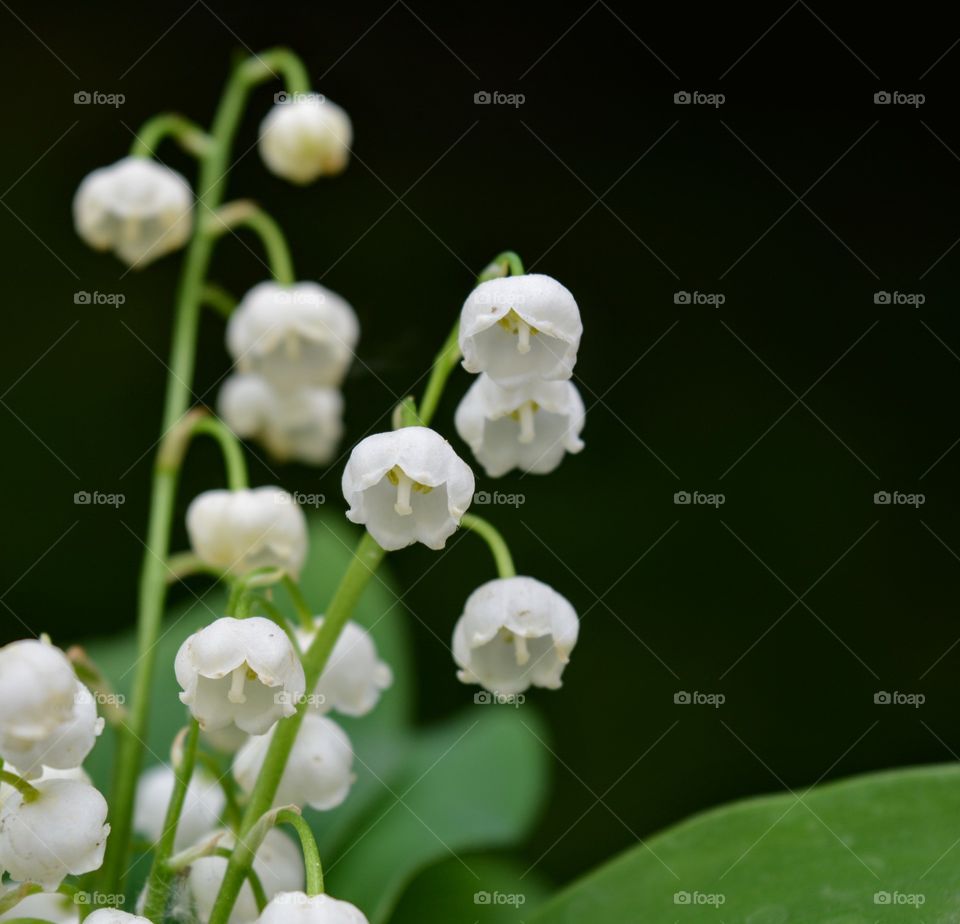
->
(0, 778, 110, 890)
(226, 282, 359, 391)
(0, 890, 78, 924)
(186, 487, 308, 578)
(342, 427, 475, 551)
(133, 763, 226, 850)
(256, 892, 370, 924)
(455, 374, 585, 477)
(73, 157, 193, 267)
(233, 712, 354, 811)
(188, 829, 303, 924)
(259, 96, 353, 184)
(175, 616, 305, 734)
(452, 576, 579, 695)
(295, 618, 392, 717)
(219, 374, 344, 466)
(459, 274, 582, 387)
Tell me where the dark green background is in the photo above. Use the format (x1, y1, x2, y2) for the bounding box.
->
(2, 0, 959, 889)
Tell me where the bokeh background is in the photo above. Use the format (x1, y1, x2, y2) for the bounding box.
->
(2, 0, 960, 890)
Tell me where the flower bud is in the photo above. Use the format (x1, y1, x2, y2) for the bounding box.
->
(85, 911, 154, 924)
(341, 427, 475, 551)
(73, 157, 192, 267)
(259, 97, 352, 184)
(256, 892, 369, 924)
(133, 764, 226, 850)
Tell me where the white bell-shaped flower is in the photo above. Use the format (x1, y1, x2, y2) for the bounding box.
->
(454, 374, 585, 477)
(8, 681, 105, 779)
(188, 828, 303, 924)
(186, 487, 308, 578)
(0, 890, 78, 924)
(133, 764, 226, 850)
(85, 911, 153, 924)
(219, 375, 344, 466)
(226, 282, 359, 391)
(0, 778, 109, 889)
(175, 616, 305, 735)
(0, 639, 77, 756)
(256, 892, 369, 924)
(295, 619, 392, 717)
(201, 723, 249, 754)
(459, 274, 582, 387)
(233, 713, 353, 811)
(259, 97, 353, 184)
(73, 157, 192, 268)
(452, 576, 579, 695)
(342, 427, 475, 551)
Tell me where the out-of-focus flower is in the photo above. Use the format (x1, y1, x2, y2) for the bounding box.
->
(255, 892, 369, 924)
(259, 96, 353, 184)
(342, 427, 475, 551)
(133, 764, 226, 850)
(73, 157, 192, 267)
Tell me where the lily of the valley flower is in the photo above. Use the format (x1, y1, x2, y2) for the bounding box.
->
(0, 639, 78, 768)
(186, 487, 308, 578)
(188, 829, 303, 924)
(454, 374, 585, 477)
(342, 427, 475, 551)
(452, 576, 579, 695)
(295, 618, 392, 718)
(73, 157, 193, 268)
(226, 282, 359, 391)
(256, 892, 370, 924)
(85, 911, 154, 924)
(219, 374, 344, 466)
(233, 713, 354, 811)
(0, 890, 78, 924)
(459, 274, 582, 387)
(175, 617, 305, 735)
(0, 778, 110, 890)
(8, 681, 105, 780)
(259, 96, 353, 184)
(133, 764, 226, 850)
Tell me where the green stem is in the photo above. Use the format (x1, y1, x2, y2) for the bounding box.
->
(416, 250, 525, 427)
(141, 721, 201, 921)
(130, 113, 212, 158)
(460, 514, 516, 578)
(275, 809, 324, 895)
(201, 282, 238, 318)
(207, 200, 295, 285)
(190, 416, 249, 490)
(282, 575, 315, 631)
(98, 49, 311, 898)
(208, 533, 385, 924)
(0, 770, 39, 802)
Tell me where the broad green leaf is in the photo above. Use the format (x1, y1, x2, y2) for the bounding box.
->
(388, 854, 553, 924)
(328, 706, 552, 924)
(530, 762, 960, 923)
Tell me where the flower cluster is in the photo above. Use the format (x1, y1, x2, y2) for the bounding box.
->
(0, 638, 109, 890)
(455, 273, 585, 477)
(219, 281, 359, 465)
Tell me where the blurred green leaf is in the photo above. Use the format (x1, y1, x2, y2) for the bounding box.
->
(530, 763, 960, 923)
(327, 706, 551, 924)
(388, 854, 552, 924)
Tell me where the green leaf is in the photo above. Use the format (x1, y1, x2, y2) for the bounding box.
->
(327, 706, 552, 924)
(388, 854, 553, 924)
(530, 762, 960, 923)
